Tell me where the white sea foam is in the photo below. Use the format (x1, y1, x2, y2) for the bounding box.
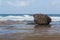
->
(50, 16, 60, 22)
(0, 15, 34, 21)
(0, 15, 60, 22)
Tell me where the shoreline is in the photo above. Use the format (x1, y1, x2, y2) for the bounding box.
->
(0, 21, 60, 40)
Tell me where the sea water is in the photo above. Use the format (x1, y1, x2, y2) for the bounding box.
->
(0, 14, 60, 24)
(0, 14, 60, 21)
(0, 14, 60, 37)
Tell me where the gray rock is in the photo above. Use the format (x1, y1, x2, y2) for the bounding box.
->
(33, 14, 51, 25)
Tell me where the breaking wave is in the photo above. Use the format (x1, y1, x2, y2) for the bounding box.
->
(0, 15, 60, 22)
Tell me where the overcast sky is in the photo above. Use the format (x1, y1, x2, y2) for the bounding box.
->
(0, 0, 60, 14)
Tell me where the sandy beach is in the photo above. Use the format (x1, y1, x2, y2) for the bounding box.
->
(0, 21, 60, 40)
(0, 0, 60, 40)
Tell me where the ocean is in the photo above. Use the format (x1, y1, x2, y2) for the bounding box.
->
(0, 14, 60, 40)
(0, 14, 60, 22)
(0, 14, 59, 25)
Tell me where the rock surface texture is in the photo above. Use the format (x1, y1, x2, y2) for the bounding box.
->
(33, 14, 51, 25)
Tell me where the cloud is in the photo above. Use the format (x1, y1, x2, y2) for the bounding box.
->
(0, 0, 2, 6)
(7, 0, 35, 7)
(51, 0, 60, 6)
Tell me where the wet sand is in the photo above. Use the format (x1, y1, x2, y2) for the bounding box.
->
(0, 23, 60, 40)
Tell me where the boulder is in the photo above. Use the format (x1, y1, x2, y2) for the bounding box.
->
(33, 14, 51, 25)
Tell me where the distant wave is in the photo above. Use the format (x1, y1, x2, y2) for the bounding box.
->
(0, 15, 60, 22)
(0, 15, 34, 21)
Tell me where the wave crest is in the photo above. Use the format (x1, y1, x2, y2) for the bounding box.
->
(0, 15, 60, 22)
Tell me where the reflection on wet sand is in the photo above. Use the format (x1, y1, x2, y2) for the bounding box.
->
(33, 25, 51, 36)
(34, 25, 51, 31)
(0, 24, 60, 40)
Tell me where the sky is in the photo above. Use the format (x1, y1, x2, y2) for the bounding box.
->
(0, 0, 60, 14)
